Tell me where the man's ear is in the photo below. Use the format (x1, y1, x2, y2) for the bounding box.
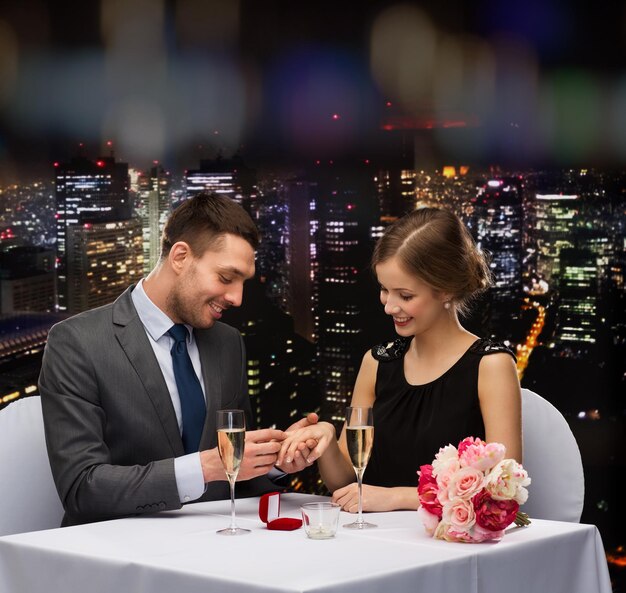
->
(168, 241, 192, 274)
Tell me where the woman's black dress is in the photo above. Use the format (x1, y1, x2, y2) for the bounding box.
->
(363, 337, 516, 488)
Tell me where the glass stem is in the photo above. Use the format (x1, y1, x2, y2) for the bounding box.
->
(356, 469, 364, 524)
(228, 477, 236, 530)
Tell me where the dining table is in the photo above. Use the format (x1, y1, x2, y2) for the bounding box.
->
(0, 493, 612, 593)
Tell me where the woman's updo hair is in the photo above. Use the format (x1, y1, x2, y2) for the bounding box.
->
(371, 207, 492, 315)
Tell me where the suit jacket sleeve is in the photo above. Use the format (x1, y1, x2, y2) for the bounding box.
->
(39, 318, 182, 526)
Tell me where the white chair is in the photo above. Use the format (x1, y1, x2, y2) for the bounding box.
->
(521, 387, 585, 522)
(0, 396, 65, 536)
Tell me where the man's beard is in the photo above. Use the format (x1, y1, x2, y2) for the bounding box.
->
(165, 265, 214, 329)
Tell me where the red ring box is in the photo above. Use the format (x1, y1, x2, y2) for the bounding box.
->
(259, 492, 303, 531)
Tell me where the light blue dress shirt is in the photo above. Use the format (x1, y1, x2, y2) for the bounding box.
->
(131, 279, 205, 504)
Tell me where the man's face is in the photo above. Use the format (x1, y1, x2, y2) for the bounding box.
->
(166, 233, 255, 329)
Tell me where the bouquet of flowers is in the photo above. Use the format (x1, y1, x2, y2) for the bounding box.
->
(417, 437, 531, 543)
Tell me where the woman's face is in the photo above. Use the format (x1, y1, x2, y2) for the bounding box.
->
(375, 256, 448, 337)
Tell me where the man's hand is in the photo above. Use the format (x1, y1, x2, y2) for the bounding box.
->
(238, 428, 286, 481)
(275, 413, 319, 474)
(200, 428, 286, 483)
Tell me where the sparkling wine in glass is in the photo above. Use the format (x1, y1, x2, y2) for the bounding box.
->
(343, 406, 377, 529)
(216, 409, 250, 535)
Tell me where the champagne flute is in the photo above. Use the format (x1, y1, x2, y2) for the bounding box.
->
(343, 406, 377, 529)
(216, 409, 250, 535)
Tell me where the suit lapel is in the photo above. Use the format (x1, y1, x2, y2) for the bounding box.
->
(112, 288, 184, 456)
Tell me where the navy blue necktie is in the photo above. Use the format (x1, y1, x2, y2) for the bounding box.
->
(168, 324, 206, 454)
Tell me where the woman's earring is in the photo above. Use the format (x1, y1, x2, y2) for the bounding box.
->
(444, 301, 451, 310)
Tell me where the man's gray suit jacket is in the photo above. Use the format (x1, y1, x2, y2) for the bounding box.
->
(38, 285, 274, 526)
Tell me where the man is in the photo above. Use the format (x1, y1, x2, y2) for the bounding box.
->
(39, 193, 315, 526)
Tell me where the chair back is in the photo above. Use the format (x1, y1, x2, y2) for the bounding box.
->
(521, 388, 584, 522)
(0, 396, 64, 536)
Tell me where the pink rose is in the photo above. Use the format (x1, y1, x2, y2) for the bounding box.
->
(447, 467, 484, 501)
(418, 464, 443, 517)
(459, 440, 505, 472)
(418, 482, 443, 518)
(417, 464, 436, 487)
(442, 498, 476, 532)
(443, 527, 474, 542)
(458, 436, 484, 456)
(473, 490, 519, 531)
(471, 523, 505, 542)
(435, 472, 451, 505)
(417, 506, 440, 536)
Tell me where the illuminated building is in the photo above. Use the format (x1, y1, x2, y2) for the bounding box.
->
(535, 194, 578, 284)
(374, 167, 416, 226)
(442, 166, 457, 178)
(185, 155, 256, 209)
(136, 165, 171, 273)
(0, 313, 65, 409)
(224, 276, 321, 494)
(55, 156, 131, 312)
(254, 185, 290, 313)
(223, 278, 318, 434)
(553, 248, 598, 353)
(0, 273, 55, 315)
(0, 246, 55, 314)
(313, 164, 378, 424)
(409, 169, 476, 216)
(283, 177, 318, 342)
(65, 220, 143, 313)
(186, 168, 236, 198)
(0, 181, 56, 248)
(473, 177, 524, 325)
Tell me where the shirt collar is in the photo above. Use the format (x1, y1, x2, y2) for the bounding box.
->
(131, 279, 193, 343)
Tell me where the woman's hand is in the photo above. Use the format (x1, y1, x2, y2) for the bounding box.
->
(275, 413, 320, 473)
(332, 483, 409, 513)
(277, 422, 336, 467)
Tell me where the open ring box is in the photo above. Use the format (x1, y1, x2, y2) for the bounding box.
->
(259, 492, 303, 531)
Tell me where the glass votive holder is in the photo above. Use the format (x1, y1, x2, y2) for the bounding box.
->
(300, 502, 341, 539)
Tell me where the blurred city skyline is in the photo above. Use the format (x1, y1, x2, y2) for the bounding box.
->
(1, 0, 625, 182)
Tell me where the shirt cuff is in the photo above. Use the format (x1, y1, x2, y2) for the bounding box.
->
(268, 466, 288, 482)
(174, 453, 205, 504)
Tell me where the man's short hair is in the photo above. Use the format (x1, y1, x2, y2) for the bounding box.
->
(160, 193, 259, 258)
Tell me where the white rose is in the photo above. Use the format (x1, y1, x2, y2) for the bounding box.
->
(484, 459, 531, 503)
(432, 445, 460, 477)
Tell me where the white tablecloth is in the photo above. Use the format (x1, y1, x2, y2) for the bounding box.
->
(0, 493, 612, 593)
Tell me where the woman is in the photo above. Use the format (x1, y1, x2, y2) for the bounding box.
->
(279, 207, 522, 512)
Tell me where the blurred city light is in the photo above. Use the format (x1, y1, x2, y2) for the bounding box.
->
(370, 4, 437, 113)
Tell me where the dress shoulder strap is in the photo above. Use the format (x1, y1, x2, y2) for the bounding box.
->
(468, 338, 517, 362)
(371, 337, 412, 362)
